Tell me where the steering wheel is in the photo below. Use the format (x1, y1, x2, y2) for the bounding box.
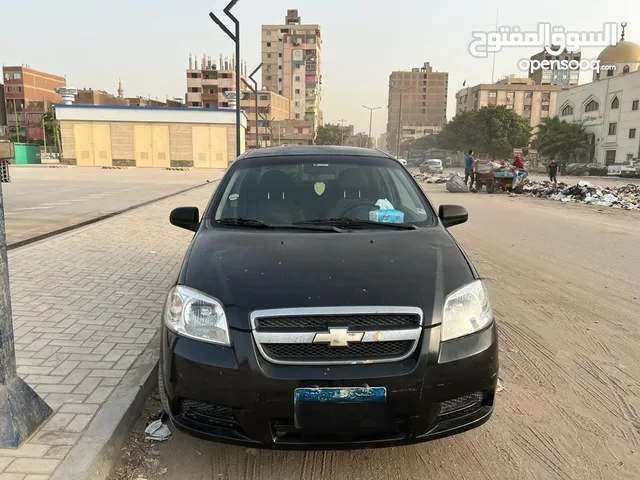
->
(339, 200, 377, 218)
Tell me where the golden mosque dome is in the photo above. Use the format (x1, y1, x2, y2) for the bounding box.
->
(598, 40, 640, 63)
(597, 23, 640, 64)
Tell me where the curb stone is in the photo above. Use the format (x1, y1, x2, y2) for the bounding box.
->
(50, 335, 160, 480)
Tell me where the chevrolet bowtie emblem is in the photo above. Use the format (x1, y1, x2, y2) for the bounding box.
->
(313, 328, 365, 347)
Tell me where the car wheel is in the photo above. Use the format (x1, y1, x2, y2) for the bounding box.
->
(158, 351, 170, 415)
(583, 171, 590, 177)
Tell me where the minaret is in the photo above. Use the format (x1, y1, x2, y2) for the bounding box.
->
(117, 78, 124, 99)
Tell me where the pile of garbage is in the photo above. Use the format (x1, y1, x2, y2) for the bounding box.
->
(413, 172, 447, 184)
(523, 180, 640, 209)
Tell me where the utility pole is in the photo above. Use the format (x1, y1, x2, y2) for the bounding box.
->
(362, 105, 381, 149)
(0, 181, 52, 447)
(42, 115, 47, 154)
(12, 99, 20, 143)
(210, 0, 241, 157)
(389, 84, 412, 158)
(338, 118, 347, 145)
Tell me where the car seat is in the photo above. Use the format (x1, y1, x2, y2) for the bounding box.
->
(246, 170, 304, 224)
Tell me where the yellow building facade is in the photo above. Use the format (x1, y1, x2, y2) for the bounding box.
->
(55, 104, 246, 168)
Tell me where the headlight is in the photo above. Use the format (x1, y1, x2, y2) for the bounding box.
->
(164, 286, 230, 346)
(441, 280, 493, 341)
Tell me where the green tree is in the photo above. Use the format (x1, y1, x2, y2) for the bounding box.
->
(439, 106, 531, 158)
(42, 108, 61, 153)
(315, 123, 351, 145)
(534, 117, 590, 162)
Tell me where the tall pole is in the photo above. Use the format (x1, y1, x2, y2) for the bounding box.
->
(42, 115, 47, 154)
(0, 181, 52, 447)
(338, 118, 347, 145)
(362, 105, 381, 149)
(397, 90, 403, 158)
(389, 84, 411, 158)
(210, 0, 241, 157)
(249, 64, 263, 148)
(12, 99, 20, 143)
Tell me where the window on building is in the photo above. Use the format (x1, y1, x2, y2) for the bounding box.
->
(541, 104, 549, 111)
(13, 73, 21, 80)
(525, 91, 533, 99)
(630, 128, 637, 139)
(295, 101, 300, 107)
(259, 94, 269, 101)
(278, 65, 282, 70)
(608, 122, 617, 135)
(488, 91, 497, 98)
(506, 91, 515, 102)
(607, 69, 614, 77)
(611, 96, 619, 109)
(523, 105, 532, 113)
(561, 104, 573, 116)
(623, 65, 630, 73)
(628, 153, 635, 161)
(542, 92, 551, 102)
(585, 100, 599, 112)
(266, 76, 272, 81)
(189, 73, 200, 79)
(295, 89, 301, 94)
(506, 105, 514, 110)
(295, 76, 301, 81)
(267, 53, 272, 58)
(267, 42, 271, 47)
(633, 100, 639, 111)
(191, 102, 199, 107)
(279, 53, 283, 57)
(190, 87, 199, 93)
(295, 113, 301, 119)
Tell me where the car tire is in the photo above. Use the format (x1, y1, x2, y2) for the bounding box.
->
(158, 350, 171, 415)
(583, 171, 590, 176)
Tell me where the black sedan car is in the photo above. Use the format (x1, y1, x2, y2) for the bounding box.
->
(573, 163, 609, 176)
(160, 146, 499, 449)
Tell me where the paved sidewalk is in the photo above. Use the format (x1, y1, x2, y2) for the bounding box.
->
(0, 182, 217, 480)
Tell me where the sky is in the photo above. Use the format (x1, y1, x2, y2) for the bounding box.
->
(2, 0, 638, 139)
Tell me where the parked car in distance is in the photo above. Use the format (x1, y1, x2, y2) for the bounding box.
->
(564, 163, 583, 175)
(574, 163, 609, 176)
(419, 159, 444, 174)
(161, 146, 499, 450)
(619, 161, 640, 178)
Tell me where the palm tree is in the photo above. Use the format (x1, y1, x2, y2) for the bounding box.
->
(534, 117, 589, 162)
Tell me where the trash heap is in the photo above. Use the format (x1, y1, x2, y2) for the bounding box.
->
(413, 172, 447, 184)
(523, 180, 640, 209)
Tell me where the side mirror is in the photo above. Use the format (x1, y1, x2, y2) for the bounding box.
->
(170, 207, 200, 232)
(439, 205, 468, 228)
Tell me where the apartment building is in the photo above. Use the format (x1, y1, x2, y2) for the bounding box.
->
(3, 66, 66, 140)
(185, 54, 250, 109)
(240, 90, 290, 148)
(455, 75, 566, 134)
(270, 119, 314, 146)
(261, 9, 322, 134)
(386, 62, 448, 154)
(0, 85, 6, 129)
(528, 48, 581, 86)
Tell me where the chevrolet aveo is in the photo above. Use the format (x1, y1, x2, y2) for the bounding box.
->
(160, 146, 499, 449)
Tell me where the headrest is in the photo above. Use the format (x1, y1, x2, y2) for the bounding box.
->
(259, 170, 293, 199)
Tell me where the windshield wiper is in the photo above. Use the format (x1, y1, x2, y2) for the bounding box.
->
(294, 217, 418, 230)
(216, 218, 344, 232)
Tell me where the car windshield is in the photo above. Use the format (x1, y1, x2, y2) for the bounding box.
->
(427, 160, 442, 165)
(210, 154, 435, 228)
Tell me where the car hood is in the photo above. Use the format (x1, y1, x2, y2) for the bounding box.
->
(179, 227, 476, 330)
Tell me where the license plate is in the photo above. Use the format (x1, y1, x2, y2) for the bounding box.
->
(294, 387, 386, 404)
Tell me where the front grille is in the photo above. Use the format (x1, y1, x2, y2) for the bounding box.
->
(255, 314, 419, 331)
(263, 341, 413, 362)
(180, 399, 236, 426)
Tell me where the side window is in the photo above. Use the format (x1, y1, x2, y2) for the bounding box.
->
(387, 169, 429, 221)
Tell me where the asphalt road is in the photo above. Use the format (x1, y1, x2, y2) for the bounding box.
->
(2, 166, 225, 246)
(111, 184, 640, 480)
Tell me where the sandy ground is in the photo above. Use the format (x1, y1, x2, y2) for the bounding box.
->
(110, 184, 640, 480)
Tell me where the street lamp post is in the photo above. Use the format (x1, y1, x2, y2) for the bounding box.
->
(362, 105, 381, 149)
(0, 182, 52, 448)
(210, 0, 241, 157)
(241, 63, 263, 149)
(389, 84, 412, 158)
(338, 118, 347, 145)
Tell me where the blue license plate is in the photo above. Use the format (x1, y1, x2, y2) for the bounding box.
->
(294, 387, 386, 404)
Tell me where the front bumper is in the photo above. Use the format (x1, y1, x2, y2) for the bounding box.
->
(160, 322, 499, 450)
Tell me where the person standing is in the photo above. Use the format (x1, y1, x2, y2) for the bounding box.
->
(464, 150, 475, 188)
(548, 158, 558, 186)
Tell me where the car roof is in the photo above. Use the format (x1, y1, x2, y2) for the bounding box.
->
(237, 145, 393, 163)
